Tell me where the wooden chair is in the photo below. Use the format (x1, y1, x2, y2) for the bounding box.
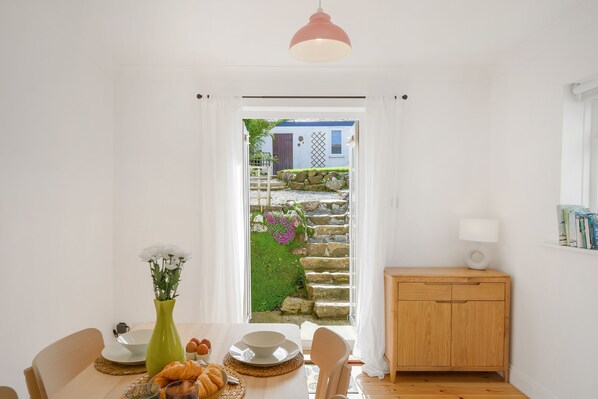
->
(311, 327, 351, 399)
(0, 387, 18, 399)
(23, 367, 42, 399)
(31, 328, 104, 399)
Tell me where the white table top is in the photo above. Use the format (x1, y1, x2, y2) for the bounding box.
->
(53, 323, 307, 399)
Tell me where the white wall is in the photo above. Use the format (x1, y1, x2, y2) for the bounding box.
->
(0, 2, 115, 396)
(489, 1, 598, 397)
(113, 65, 492, 325)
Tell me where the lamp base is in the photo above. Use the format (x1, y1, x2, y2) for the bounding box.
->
(464, 244, 491, 270)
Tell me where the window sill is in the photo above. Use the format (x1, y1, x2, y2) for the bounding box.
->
(541, 242, 598, 255)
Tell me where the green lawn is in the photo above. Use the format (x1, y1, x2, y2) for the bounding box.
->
(250, 232, 306, 312)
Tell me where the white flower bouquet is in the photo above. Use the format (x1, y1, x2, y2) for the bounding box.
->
(140, 244, 191, 301)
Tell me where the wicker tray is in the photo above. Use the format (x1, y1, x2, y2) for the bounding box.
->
(123, 365, 246, 399)
(222, 352, 304, 377)
(94, 355, 147, 376)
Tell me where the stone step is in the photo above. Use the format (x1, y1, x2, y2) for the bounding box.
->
(300, 256, 349, 271)
(313, 225, 349, 236)
(280, 297, 314, 315)
(306, 284, 350, 301)
(314, 301, 350, 319)
(306, 242, 349, 257)
(305, 271, 350, 285)
(307, 235, 349, 244)
(320, 199, 348, 206)
(307, 214, 347, 226)
(308, 199, 348, 215)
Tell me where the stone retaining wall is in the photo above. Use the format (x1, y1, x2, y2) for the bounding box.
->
(276, 169, 349, 192)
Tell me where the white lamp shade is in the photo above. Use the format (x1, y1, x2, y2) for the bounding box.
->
(459, 218, 499, 243)
(289, 38, 351, 62)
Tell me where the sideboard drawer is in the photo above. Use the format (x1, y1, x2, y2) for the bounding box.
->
(398, 283, 451, 301)
(452, 282, 505, 301)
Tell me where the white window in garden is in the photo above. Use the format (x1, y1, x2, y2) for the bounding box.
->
(330, 130, 342, 156)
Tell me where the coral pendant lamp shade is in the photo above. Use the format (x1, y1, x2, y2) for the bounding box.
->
(289, 6, 351, 62)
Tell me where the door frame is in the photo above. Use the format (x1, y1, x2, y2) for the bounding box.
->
(242, 102, 366, 325)
(348, 120, 359, 323)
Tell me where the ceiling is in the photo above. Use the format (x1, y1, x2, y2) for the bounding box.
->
(95, 0, 582, 67)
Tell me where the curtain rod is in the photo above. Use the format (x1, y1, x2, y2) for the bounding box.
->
(196, 94, 408, 100)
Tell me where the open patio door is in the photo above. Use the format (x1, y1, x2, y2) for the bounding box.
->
(348, 121, 359, 324)
(242, 122, 252, 322)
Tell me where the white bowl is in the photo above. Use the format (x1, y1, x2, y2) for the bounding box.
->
(116, 329, 153, 356)
(241, 331, 285, 358)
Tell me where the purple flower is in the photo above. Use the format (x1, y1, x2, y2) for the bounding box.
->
(263, 211, 296, 244)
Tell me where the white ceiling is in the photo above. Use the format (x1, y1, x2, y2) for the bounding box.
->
(97, 0, 582, 67)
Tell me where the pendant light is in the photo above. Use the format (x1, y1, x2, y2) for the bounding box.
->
(289, 0, 352, 62)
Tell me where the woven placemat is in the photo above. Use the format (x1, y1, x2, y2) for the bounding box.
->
(94, 355, 147, 375)
(222, 352, 304, 377)
(122, 365, 246, 399)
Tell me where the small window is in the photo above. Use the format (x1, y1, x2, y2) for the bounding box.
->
(561, 75, 598, 211)
(331, 130, 342, 155)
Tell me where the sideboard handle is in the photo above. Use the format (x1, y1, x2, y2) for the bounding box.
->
(451, 300, 468, 304)
(453, 282, 481, 285)
(435, 300, 452, 304)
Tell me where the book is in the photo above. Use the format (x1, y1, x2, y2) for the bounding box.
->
(557, 205, 569, 245)
(584, 217, 592, 250)
(558, 206, 598, 250)
(569, 209, 580, 247)
(575, 210, 593, 248)
(563, 206, 590, 247)
(576, 213, 584, 248)
(556, 204, 584, 246)
(588, 214, 598, 249)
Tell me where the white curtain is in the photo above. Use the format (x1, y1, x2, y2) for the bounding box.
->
(353, 96, 402, 378)
(197, 96, 246, 323)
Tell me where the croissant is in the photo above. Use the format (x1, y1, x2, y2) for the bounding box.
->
(157, 360, 203, 381)
(197, 373, 218, 397)
(152, 361, 225, 398)
(206, 366, 225, 387)
(195, 364, 225, 397)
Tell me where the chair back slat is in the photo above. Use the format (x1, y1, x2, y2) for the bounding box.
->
(0, 387, 18, 399)
(32, 328, 104, 399)
(311, 327, 351, 399)
(23, 367, 42, 399)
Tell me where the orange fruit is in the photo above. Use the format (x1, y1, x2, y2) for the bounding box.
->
(190, 338, 200, 346)
(196, 343, 209, 355)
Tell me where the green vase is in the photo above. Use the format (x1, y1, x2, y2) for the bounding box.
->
(146, 299, 185, 376)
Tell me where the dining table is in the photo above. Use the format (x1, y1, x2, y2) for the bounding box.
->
(53, 322, 308, 399)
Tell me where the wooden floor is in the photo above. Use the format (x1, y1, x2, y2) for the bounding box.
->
(317, 367, 528, 399)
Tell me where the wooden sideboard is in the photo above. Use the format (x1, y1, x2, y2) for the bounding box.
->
(384, 267, 511, 383)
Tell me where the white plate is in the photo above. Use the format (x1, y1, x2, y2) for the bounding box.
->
(102, 341, 146, 365)
(229, 339, 299, 367)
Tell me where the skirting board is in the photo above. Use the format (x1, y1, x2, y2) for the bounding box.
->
(510, 365, 558, 399)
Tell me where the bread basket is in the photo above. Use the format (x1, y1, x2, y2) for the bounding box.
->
(201, 368, 228, 399)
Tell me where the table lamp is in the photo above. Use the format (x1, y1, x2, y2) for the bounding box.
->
(459, 218, 499, 270)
